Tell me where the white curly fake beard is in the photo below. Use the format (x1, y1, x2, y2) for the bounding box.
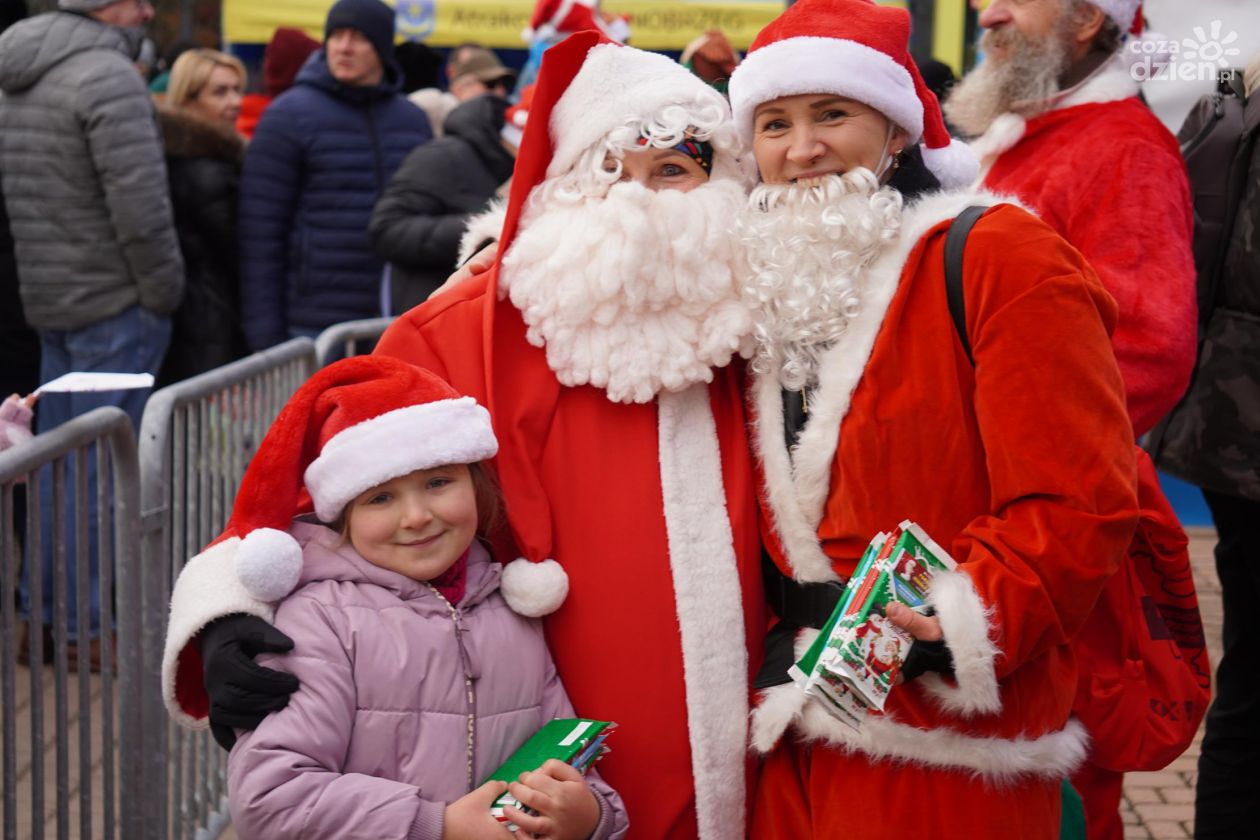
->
(499, 177, 756, 404)
(738, 170, 904, 392)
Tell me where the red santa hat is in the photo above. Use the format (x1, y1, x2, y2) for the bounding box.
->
(523, 0, 627, 44)
(1088, 0, 1143, 35)
(219, 356, 498, 602)
(728, 0, 978, 189)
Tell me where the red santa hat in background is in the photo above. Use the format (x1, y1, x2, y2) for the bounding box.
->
(1087, 0, 1143, 35)
(216, 356, 498, 602)
(728, 0, 978, 189)
(523, 0, 629, 44)
(500, 83, 536, 148)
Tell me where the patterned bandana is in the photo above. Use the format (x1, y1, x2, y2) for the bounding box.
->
(635, 131, 715, 173)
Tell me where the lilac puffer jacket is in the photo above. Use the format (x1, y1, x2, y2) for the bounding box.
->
(227, 521, 628, 840)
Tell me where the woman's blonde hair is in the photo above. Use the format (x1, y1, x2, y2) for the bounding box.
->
(167, 49, 247, 109)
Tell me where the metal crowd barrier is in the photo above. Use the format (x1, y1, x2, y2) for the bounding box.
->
(313, 316, 394, 367)
(137, 338, 317, 840)
(0, 407, 143, 840)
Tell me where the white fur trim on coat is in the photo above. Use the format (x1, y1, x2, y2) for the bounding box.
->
(748, 629, 1088, 783)
(458, 199, 508, 266)
(657, 384, 749, 840)
(918, 570, 1002, 717)
(304, 398, 498, 522)
(499, 557, 569, 617)
(753, 188, 1014, 583)
(162, 538, 276, 728)
(730, 37, 923, 147)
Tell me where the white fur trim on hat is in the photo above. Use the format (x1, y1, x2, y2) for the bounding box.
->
(304, 397, 498, 522)
(729, 36, 923, 147)
(500, 557, 569, 617)
(162, 538, 276, 728)
(1086, 0, 1140, 30)
(547, 43, 736, 179)
(235, 527, 305, 602)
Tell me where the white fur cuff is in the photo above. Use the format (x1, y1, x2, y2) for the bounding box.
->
(919, 570, 1002, 717)
(458, 200, 508, 266)
(162, 538, 276, 729)
(500, 557, 569, 617)
(750, 678, 1089, 783)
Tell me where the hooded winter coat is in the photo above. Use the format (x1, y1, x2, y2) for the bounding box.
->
(370, 94, 515, 313)
(237, 52, 432, 350)
(227, 521, 628, 840)
(156, 106, 247, 385)
(0, 11, 183, 331)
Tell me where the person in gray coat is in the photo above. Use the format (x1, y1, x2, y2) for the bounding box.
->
(0, 0, 184, 656)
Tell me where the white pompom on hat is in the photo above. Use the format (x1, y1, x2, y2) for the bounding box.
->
(217, 355, 498, 602)
(728, 0, 979, 189)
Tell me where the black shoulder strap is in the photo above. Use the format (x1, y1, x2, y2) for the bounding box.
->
(944, 205, 988, 367)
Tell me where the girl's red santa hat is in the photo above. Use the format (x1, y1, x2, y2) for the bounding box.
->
(728, 0, 978, 188)
(220, 356, 498, 602)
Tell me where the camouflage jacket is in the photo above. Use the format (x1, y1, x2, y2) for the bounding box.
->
(1152, 92, 1260, 501)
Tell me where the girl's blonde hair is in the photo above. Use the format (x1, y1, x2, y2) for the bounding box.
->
(167, 49, 247, 110)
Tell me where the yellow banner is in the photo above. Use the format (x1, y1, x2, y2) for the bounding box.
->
(223, 0, 786, 51)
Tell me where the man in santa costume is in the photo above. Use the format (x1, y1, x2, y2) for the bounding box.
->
(946, 0, 1195, 436)
(727, 0, 1140, 836)
(161, 33, 764, 840)
(946, 4, 1198, 833)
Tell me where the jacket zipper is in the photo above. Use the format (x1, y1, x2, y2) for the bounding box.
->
(428, 584, 477, 789)
(366, 102, 385, 192)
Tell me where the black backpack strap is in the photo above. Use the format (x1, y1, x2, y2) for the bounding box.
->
(944, 205, 988, 366)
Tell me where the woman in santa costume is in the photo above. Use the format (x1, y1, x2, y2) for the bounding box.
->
(162, 33, 764, 840)
(727, 0, 1140, 836)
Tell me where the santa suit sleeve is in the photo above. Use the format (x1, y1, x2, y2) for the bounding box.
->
(1051, 134, 1196, 435)
(938, 207, 1140, 687)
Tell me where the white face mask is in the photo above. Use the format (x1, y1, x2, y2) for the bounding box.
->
(872, 121, 899, 182)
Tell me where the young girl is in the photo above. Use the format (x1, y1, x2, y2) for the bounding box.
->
(221, 356, 627, 840)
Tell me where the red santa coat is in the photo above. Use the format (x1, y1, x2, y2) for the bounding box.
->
(749, 192, 1140, 839)
(374, 274, 766, 840)
(976, 57, 1196, 435)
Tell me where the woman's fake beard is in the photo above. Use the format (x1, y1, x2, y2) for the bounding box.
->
(499, 177, 756, 404)
(737, 169, 904, 392)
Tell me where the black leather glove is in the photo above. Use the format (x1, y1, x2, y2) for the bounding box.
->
(900, 638, 955, 683)
(201, 613, 299, 750)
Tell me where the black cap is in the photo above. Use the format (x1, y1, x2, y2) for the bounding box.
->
(325, 0, 395, 68)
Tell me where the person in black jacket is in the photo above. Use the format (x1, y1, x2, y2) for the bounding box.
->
(158, 48, 249, 384)
(238, 0, 432, 350)
(370, 92, 515, 312)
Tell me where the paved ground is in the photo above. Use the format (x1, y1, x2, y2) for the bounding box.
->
(1120, 526, 1222, 839)
(7, 528, 1226, 838)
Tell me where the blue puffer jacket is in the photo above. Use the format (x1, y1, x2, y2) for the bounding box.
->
(238, 53, 431, 350)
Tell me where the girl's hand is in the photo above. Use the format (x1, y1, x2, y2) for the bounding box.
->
(442, 781, 514, 840)
(504, 760, 601, 840)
